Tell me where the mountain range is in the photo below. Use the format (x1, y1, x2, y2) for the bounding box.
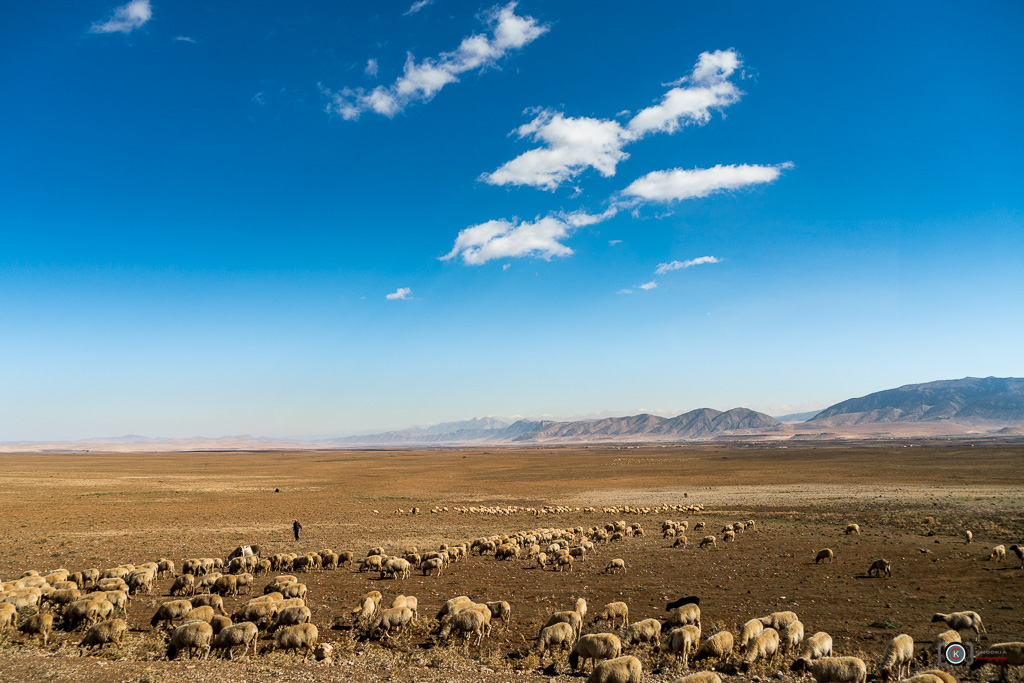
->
(2, 377, 1022, 452)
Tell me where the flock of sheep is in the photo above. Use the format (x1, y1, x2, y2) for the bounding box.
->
(1, 515, 1021, 683)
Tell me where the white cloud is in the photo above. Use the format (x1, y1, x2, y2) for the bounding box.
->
(404, 0, 434, 15)
(622, 163, 789, 203)
(365, 59, 379, 77)
(90, 0, 152, 34)
(655, 255, 723, 274)
(386, 287, 412, 300)
(174, 36, 196, 44)
(608, 239, 622, 246)
(483, 49, 743, 189)
(483, 112, 631, 190)
(441, 207, 616, 266)
(325, 3, 547, 121)
(639, 280, 657, 290)
(617, 288, 633, 294)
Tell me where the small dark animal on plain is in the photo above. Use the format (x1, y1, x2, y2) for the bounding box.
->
(665, 596, 700, 610)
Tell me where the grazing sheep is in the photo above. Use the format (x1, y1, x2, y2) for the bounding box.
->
(62, 599, 105, 630)
(279, 583, 307, 600)
(931, 612, 984, 638)
(0, 603, 16, 632)
(439, 606, 491, 647)
(605, 559, 627, 574)
(20, 613, 54, 647)
(571, 633, 623, 673)
(41, 588, 82, 612)
(594, 602, 630, 629)
(792, 657, 868, 683)
(782, 620, 805, 654)
(556, 555, 574, 572)
(933, 630, 961, 660)
(209, 615, 231, 635)
(268, 606, 312, 633)
(1009, 544, 1024, 568)
(211, 575, 238, 597)
(538, 622, 576, 662)
(170, 574, 195, 596)
(167, 620, 213, 660)
(800, 632, 834, 660)
(151, 599, 195, 629)
(542, 611, 583, 642)
(845, 524, 861, 535)
(667, 625, 701, 668)
(624, 618, 661, 649)
(421, 558, 444, 576)
(351, 598, 376, 626)
(692, 631, 734, 665)
(900, 676, 945, 683)
(665, 603, 700, 629)
(962, 531, 973, 544)
(739, 618, 765, 653)
(232, 602, 278, 629)
(435, 596, 473, 621)
(990, 545, 1006, 561)
(392, 595, 419, 621)
(575, 598, 588, 619)
(723, 530, 736, 543)
(868, 559, 892, 578)
(699, 535, 716, 549)
(970, 642, 1024, 682)
(816, 549, 835, 564)
(673, 536, 689, 548)
(741, 627, 781, 672)
(261, 623, 319, 660)
(185, 606, 216, 624)
(211, 621, 258, 660)
(587, 655, 642, 683)
(879, 633, 915, 681)
(486, 601, 511, 630)
(368, 606, 414, 640)
(79, 618, 128, 652)
(677, 673, 722, 683)
(760, 611, 799, 630)
(190, 594, 228, 616)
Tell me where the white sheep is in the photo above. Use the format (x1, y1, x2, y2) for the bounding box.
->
(261, 623, 319, 660)
(845, 524, 861, 535)
(667, 625, 701, 668)
(760, 610, 799, 630)
(932, 630, 961, 660)
(594, 602, 630, 629)
(791, 656, 868, 683)
(741, 627, 780, 672)
(587, 655, 642, 683)
(570, 633, 622, 672)
(962, 530, 973, 544)
(782, 620, 805, 654)
(167, 620, 213, 660)
(879, 633, 914, 681)
(740, 618, 764, 653)
(486, 601, 511, 630)
(931, 611, 984, 638)
(605, 559, 627, 574)
(816, 549, 835, 564)
(800, 632, 834, 660)
(676, 673, 722, 683)
(692, 630, 734, 665)
(624, 618, 661, 649)
(537, 622, 575, 662)
(439, 605, 491, 647)
(990, 545, 1006, 561)
(211, 621, 259, 660)
(699, 535, 717, 549)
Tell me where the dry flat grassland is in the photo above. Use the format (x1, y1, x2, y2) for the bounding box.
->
(0, 443, 1022, 683)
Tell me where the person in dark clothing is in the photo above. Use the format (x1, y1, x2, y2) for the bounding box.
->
(293, 519, 302, 541)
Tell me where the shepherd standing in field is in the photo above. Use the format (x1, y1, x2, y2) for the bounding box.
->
(293, 518, 302, 541)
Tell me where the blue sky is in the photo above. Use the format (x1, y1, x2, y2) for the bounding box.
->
(2, 1, 1022, 439)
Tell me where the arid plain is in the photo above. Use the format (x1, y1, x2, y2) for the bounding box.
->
(0, 443, 1022, 683)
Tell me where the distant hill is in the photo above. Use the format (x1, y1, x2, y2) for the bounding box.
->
(808, 377, 1024, 425)
(333, 408, 781, 445)
(773, 411, 821, 423)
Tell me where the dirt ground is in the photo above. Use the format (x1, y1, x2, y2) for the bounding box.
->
(0, 442, 1022, 683)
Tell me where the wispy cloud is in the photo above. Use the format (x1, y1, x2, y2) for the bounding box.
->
(608, 239, 622, 246)
(386, 287, 412, 300)
(90, 0, 152, 35)
(404, 0, 434, 15)
(324, 3, 548, 121)
(441, 209, 616, 266)
(655, 255, 723, 274)
(482, 50, 743, 190)
(365, 59, 379, 77)
(622, 163, 790, 203)
(638, 280, 657, 291)
(174, 36, 196, 44)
